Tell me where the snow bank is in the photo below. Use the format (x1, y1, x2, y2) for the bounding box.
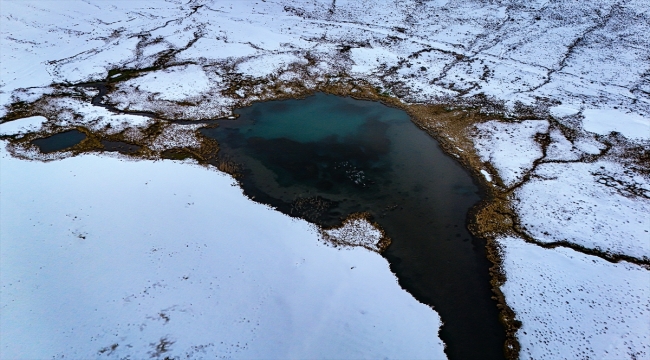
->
(473, 120, 549, 187)
(0, 142, 446, 360)
(582, 109, 650, 141)
(498, 236, 650, 359)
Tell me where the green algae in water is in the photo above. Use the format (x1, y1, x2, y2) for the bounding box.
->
(202, 93, 505, 360)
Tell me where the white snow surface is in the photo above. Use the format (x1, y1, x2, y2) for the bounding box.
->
(473, 120, 549, 187)
(498, 236, 650, 359)
(544, 128, 582, 162)
(2, 0, 649, 119)
(323, 218, 385, 252)
(0, 116, 47, 135)
(122, 65, 213, 101)
(0, 142, 446, 359)
(349, 47, 399, 75)
(236, 53, 307, 78)
(513, 160, 650, 259)
(582, 108, 650, 141)
(549, 105, 581, 118)
(480, 169, 492, 182)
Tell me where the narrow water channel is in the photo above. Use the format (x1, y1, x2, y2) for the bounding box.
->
(201, 93, 505, 359)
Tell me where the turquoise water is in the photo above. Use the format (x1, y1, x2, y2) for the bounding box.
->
(234, 99, 371, 143)
(201, 93, 505, 360)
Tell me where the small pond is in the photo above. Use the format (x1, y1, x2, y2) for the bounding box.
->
(201, 93, 505, 359)
(31, 130, 86, 153)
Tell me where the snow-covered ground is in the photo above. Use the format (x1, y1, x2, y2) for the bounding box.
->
(1, 0, 649, 358)
(582, 108, 650, 141)
(0, 115, 47, 136)
(471, 117, 649, 261)
(513, 159, 650, 260)
(473, 120, 549, 187)
(498, 236, 650, 359)
(2, 0, 649, 117)
(322, 216, 388, 253)
(0, 142, 446, 359)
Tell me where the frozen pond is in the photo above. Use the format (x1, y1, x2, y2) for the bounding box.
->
(202, 93, 505, 359)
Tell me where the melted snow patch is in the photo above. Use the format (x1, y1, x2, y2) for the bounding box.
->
(499, 236, 650, 359)
(0, 116, 48, 135)
(582, 109, 650, 141)
(473, 120, 549, 187)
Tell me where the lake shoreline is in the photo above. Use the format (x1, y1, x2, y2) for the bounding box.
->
(1, 78, 526, 360)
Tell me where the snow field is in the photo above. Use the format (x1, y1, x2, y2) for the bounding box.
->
(0, 0, 186, 111)
(582, 109, 650, 141)
(46, 97, 153, 133)
(3, 0, 649, 117)
(513, 160, 650, 260)
(545, 128, 582, 162)
(498, 236, 650, 360)
(0, 142, 446, 360)
(550, 105, 581, 118)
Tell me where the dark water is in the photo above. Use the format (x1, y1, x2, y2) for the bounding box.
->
(31, 130, 86, 153)
(201, 93, 504, 360)
(101, 140, 141, 154)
